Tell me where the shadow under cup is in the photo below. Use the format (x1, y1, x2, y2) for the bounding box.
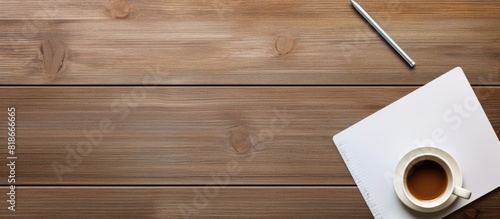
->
(403, 155, 454, 208)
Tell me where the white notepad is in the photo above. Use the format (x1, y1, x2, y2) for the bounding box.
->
(333, 67, 500, 219)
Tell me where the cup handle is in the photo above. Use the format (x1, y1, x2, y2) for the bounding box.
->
(453, 186, 472, 199)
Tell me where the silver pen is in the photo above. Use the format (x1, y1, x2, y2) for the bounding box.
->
(351, 0, 415, 67)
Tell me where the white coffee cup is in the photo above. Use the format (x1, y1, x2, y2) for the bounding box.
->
(393, 147, 472, 212)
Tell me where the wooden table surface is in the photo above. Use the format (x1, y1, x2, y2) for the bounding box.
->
(0, 0, 499, 218)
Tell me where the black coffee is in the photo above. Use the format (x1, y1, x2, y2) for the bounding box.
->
(406, 160, 448, 200)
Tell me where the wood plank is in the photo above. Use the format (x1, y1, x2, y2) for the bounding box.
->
(2, 186, 371, 218)
(0, 0, 498, 84)
(1, 186, 498, 218)
(0, 87, 499, 185)
(1, 0, 498, 20)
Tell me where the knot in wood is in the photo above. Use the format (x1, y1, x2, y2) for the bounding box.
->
(230, 127, 253, 154)
(41, 39, 66, 79)
(464, 208, 478, 219)
(274, 35, 295, 56)
(108, 0, 130, 19)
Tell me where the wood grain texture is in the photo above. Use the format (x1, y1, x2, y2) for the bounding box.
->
(1, 187, 371, 218)
(1, 0, 499, 217)
(0, 87, 499, 185)
(0, 0, 498, 84)
(0, 187, 498, 218)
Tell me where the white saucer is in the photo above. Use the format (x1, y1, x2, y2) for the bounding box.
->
(393, 146, 462, 213)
